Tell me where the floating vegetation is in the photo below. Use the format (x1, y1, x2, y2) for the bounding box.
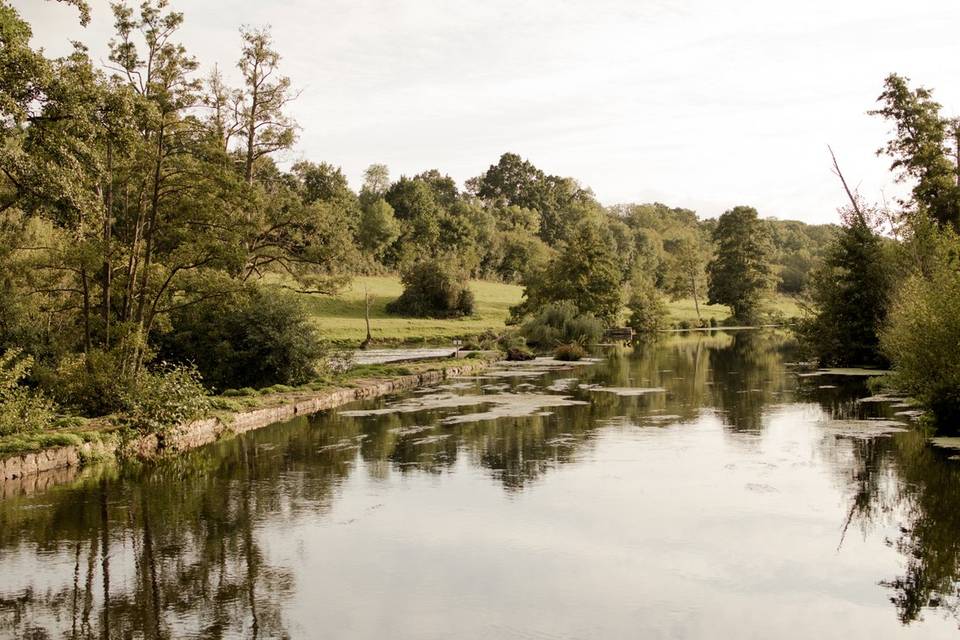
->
(410, 434, 451, 446)
(798, 368, 890, 377)
(589, 387, 667, 397)
(546, 378, 579, 392)
(339, 391, 587, 426)
(388, 425, 434, 436)
(441, 393, 588, 425)
(817, 419, 908, 439)
(856, 394, 909, 404)
(930, 437, 960, 451)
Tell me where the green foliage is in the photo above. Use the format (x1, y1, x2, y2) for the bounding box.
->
(514, 220, 624, 326)
(881, 237, 960, 428)
(707, 206, 775, 323)
(386, 259, 476, 318)
(121, 363, 210, 435)
(159, 287, 324, 391)
(871, 74, 960, 230)
(358, 197, 400, 257)
(798, 213, 891, 366)
(520, 301, 604, 347)
(0, 348, 57, 436)
(627, 276, 668, 335)
(52, 349, 133, 416)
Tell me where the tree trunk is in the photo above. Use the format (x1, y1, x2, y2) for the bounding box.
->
(101, 141, 113, 348)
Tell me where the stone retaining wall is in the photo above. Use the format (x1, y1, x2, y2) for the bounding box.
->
(0, 358, 493, 488)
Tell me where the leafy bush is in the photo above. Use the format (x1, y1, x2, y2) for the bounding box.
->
(52, 349, 131, 416)
(386, 258, 475, 318)
(881, 268, 960, 429)
(554, 343, 587, 361)
(506, 346, 535, 361)
(520, 301, 604, 347)
(122, 363, 211, 435)
(0, 348, 57, 436)
(158, 287, 324, 391)
(626, 277, 668, 335)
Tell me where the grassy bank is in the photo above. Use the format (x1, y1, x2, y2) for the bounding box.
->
(0, 354, 498, 471)
(295, 275, 804, 343)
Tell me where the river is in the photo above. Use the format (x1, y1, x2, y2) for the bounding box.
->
(1, 331, 958, 639)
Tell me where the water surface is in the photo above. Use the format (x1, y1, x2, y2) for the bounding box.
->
(2, 331, 959, 639)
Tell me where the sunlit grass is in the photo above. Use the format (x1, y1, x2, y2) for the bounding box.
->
(296, 274, 804, 343)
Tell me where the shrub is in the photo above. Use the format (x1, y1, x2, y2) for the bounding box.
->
(53, 349, 131, 416)
(881, 268, 960, 429)
(554, 343, 587, 361)
(0, 348, 57, 436)
(520, 301, 604, 347)
(626, 278, 668, 335)
(386, 258, 475, 318)
(506, 346, 535, 361)
(158, 286, 324, 391)
(122, 363, 211, 435)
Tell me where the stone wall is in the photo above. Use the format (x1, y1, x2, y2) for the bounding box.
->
(0, 358, 493, 488)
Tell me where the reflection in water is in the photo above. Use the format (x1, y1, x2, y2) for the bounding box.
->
(0, 331, 958, 638)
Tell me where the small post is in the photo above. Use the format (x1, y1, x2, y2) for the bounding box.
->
(361, 285, 372, 349)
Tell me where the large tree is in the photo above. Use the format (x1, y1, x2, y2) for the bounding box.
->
(871, 73, 960, 230)
(513, 220, 624, 326)
(707, 206, 774, 322)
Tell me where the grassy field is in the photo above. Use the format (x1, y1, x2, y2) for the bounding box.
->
(298, 275, 804, 344)
(299, 276, 523, 343)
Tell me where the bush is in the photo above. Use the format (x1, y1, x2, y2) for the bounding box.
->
(626, 278, 668, 335)
(158, 287, 324, 391)
(0, 348, 57, 436)
(554, 343, 587, 361)
(386, 258, 475, 318)
(520, 301, 604, 347)
(881, 269, 960, 429)
(506, 346, 535, 361)
(51, 348, 147, 416)
(121, 363, 210, 434)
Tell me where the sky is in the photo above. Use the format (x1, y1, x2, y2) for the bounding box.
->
(16, 0, 960, 224)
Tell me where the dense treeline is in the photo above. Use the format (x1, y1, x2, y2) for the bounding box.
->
(0, 0, 833, 435)
(800, 74, 960, 430)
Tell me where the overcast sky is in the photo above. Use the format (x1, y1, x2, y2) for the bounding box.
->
(18, 0, 960, 223)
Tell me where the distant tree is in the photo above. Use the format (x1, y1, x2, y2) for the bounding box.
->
(514, 220, 624, 326)
(362, 164, 390, 198)
(358, 197, 399, 258)
(626, 274, 668, 335)
(471, 152, 598, 245)
(235, 26, 297, 184)
(707, 206, 774, 322)
(799, 209, 891, 366)
(663, 231, 708, 322)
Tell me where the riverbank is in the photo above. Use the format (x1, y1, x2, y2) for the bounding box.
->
(0, 354, 499, 493)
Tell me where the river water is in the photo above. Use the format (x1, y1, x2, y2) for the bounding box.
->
(1, 331, 959, 639)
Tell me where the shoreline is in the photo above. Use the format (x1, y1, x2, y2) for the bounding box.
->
(0, 355, 497, 497)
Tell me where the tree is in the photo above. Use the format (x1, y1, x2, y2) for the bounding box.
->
(662, 230, 708, 322)
(514, 220, 624, 326)
(871, 73, 960, 230)
(626, 274, 668, 335)
(357, 197, 399, 258)
(799, 209, 891, 366)
(362, 164, 390, 198)
(707, 206, 774, 322)
(235, 26, 297, 184)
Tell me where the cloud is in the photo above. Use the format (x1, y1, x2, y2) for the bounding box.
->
(15, 0, 960, 223)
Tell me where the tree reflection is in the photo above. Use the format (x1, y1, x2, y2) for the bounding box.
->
(7, 330, 960, 634)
